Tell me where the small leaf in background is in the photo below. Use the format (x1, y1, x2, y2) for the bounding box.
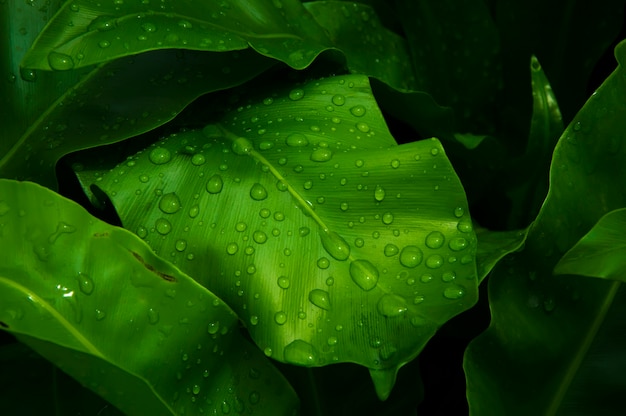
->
(554, 208, 626, 281)
(0, 179, 298, 415)
(464, 39, 626, 415)
(84, 74, 478, 400)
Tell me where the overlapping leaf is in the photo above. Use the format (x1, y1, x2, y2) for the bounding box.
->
(85, 74, 478, 399)
(464, 40, 626, 415)
(0, 179, 298, 415)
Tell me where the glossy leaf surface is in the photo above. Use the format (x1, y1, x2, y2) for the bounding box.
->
(86, 74, 478, 399)
(555, 208, 626, 281)
(0, 179, 298, 415)
(464, 40, 626, 415)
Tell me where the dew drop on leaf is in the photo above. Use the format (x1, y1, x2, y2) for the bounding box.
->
(399, 246, 423, 268)
(309, 289, 331, 310)
(250, 183, 268, 201)
(159, 192, 182, 214)
(175, 239, 187, 252)
(457, 218, 473, 233)
(149, 147, 171, 165)
(382, 212, 394, 225)
(48, 52, 74, 71)
(274, 311, 287, 325)
(448, 237, 468, 251)
(425, 231, 445, 249)
(443, 285, 466, 300)
(426, 254, 444, 269)
(299, 227, 310, 237)
(232, 137, 253, 155)
(277, 276, 290, 289)
(284, 339, 318, 365)
(349, 259, 379, 291)
(147, 308, 159, 324)
(374, 185, 385, 201)
(207, 321, 220, 334)
(310, 148, 333, 162)
(253, 230, 267, 244)
(155, 218, 172, 235)
(384, 244, 399, 257)
(320, 229, 351, 260)
(454, 206, 465, 218)
(317, 257, 330, 269)
(288, 88, 305, 101)
(332, 94, 345, 106)
(377, 294, 408, 317)
(77, 272, 94, 295)
(191, 154, 206, 166)
(188, 205, 199, 218)
(350, 105, 366, 117)
(286, 133, 309, 147)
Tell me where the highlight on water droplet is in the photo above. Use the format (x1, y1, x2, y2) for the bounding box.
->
(284, 339, 318, 365)
(317, 257, 330, 269)
(232, 137, 253, 155)
(159, 192, 181, 214)
(310, 148, 333, 162)
(149, 147, 172, 165)
(48, 52, 74, 71)
(155, 218, 172, 235)
(319, 229, 351, 260)
(457, 218, 473, 233)
(426, 254, 444, 269)
(349, 259, 379, 291)
(448, 237, 468, 251)
(308, 289, 331, 310)
(250, 183, 268, 200)
(277, 276, 290, 289)
(175, 239, 187, 252)
(274, 311, 287, 325)
(425, 231, 445, 249)
(77, 272, 94, 295)
(147, 308, 160, 324)
(382, 212, 394, 225)
(377, 294, 408, 317)
(288, 88, 305, 101)
(191, 153, 206, 166)
(384, 244, 399, 257)
(374, 185, 385, 201)
(399, 246, 423, 268)
(253, 230, 267, 244)
(443, 285, 466, 300)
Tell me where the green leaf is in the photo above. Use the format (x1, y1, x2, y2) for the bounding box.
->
(464, 39, 626, 415)
(0, 179, 298, 415)
(474, 226, 528, 284)
(554, 208, 626, 281)
(84, 74, 478, 400)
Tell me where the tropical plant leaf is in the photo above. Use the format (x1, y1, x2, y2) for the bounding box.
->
(21, 0, 416, 90)
(554, 208, 626, 281)
(83, 74, 478, 400)
(0, 179, 298, 415)
(464, 39, 626, 415)
(474, 226, 528, 284)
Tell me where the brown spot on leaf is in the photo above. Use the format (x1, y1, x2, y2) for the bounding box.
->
(130, 251, 177, 282)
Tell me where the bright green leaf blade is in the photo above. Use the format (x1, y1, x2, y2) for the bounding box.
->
(86, 74, 478, 399)
(555, 208, 626, 281)
(0, 179, 298, 415)
(464, 40, 626, 415)
(1, 49, 274, 189)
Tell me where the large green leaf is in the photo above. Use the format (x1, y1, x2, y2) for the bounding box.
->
(83, 74, 478, 400)
(0, 0, 274, 189)
(464, 40, 626, 415)
(0, 179, 298, 415)
(555, 208, 626, 281)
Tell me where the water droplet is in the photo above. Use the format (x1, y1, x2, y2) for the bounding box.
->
(374, 185, 385, 201)
(382, 212, 394, 225)
(253, 230, 267, 244)
(299, 227, 310, 237)
(77, 272, 94, 295)
(95, 309, 106, 320)
(48, 222, 76, 243)
(249, 315, 259, 326)
(149, 147, 171, 165)
(442, 271, 456, 282)
(277, 276, 290, 289)
(232, 137, 253, 155)
(19, 67, 37, 82)
(141, 22, 157, 32)
(356, 122, 370, 133)
(390, 159, 400, 169)
(284, 339, 318, 365)
(454, 207, 465, 218)
(443, 285, 465, 300)
(355, 238, 364, 248)
(448, 237, 468, 251)
(420, 273, 433, 283)
(159, 192, 181, 214)
(384, 244, 399, 257)
(399, 246, 423, 268)
(136, 226, 148, 238)
(191, 154, 206, 166)
(175, 239, 187, 252)
(250, 183, 268, 201)
(188, 205, 199, 218)
(98, 40, 110, 48)
(178, 19, 192, 28)
(330, 94, 346, 106)
(274, 311, 287, 325)
(286, 133, 309, 147)
(207, 321, 220, 335)
(225, 242, 238, 255)
(425, 231, 445, 249)
(377, 295, 408, 317)
(310, 148, 333, 162)
(426, 255, 444, 269)
(350, 105, 366, 117)
(320, 230, 351, 260)
(148, 308, 159, 324)
(349, 259, 379, 291)
(430, 148, 439, 156)
(155, 218, 172, 235)
(48, 52, 74, 71)
(457, 218, 473, 233)
(309, 289, 331, 310)
(289, 88, 305, 101)
(235, 222, 247, 232)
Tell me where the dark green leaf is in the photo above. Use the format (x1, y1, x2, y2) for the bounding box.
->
(84, 74, 478, 400)
(464, 39, 626, 415)
(0, 179, 298, 415)
(554, 208, 626, 280)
